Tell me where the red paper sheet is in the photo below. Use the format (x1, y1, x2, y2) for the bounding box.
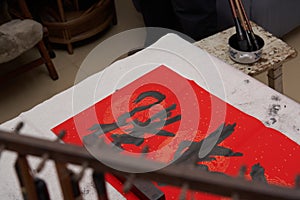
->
(52, 65, 300, 199)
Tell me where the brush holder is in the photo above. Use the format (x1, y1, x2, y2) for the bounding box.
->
(228, 34, 264, 64)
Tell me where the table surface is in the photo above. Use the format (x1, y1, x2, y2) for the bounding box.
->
(194, 22, 297, 76)
(1, 34, 300, 200)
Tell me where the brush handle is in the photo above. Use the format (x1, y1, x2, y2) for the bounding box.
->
(234, 0, 253, 50)
(237, 0, 260, 50)
(234, 0, 247, 30)
(230, 0, 253, 51)
(233, 18, 245, 41)
(228, 0, 245, 41)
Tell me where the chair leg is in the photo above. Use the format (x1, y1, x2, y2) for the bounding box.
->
(63, 29, 73, 54)
(67, 43, 73, 54)
(43, 27, 56, 59)
(37, 41, 59, 80)
(112, 0, 118, 25)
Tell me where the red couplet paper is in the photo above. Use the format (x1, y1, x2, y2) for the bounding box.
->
(52, 65, 300, 199)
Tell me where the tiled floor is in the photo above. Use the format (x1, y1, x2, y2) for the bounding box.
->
(0, 0, 299, 124)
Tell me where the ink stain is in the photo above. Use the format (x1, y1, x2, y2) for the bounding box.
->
(250, 163, 267, 183)
(270, 118, 277, 124)
(244, 79, 250, 84)
(82, 187, 90, 195)
(293, 125, 300, 132)
(271, 95, 281, 101)
(231, 89, 237, 95)
(268, 104, 281, 116)
(266, 104, 281, 125)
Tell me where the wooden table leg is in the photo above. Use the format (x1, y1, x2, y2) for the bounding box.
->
(267, 64, 283, 93)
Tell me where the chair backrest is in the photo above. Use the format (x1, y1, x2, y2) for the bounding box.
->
(0, 0, 12, 25)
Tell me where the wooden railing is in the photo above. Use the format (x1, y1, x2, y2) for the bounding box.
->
(1, 123, 300, 200)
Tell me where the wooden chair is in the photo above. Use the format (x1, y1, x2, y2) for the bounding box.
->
(0, 0, 58, 83)
(41, 0, 117, 54)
